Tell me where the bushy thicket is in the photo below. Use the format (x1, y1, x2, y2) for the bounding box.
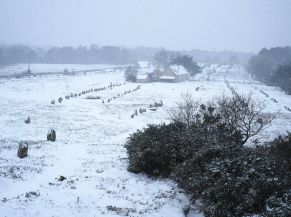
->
(126, 101, 243, 177)
(271, 62, 291, 94)
(174, 142, 290, 216)
(171, 55, 202, 77)
(248, 46, 291, 94)
(126, 122, 190, 176)
(124, 66, 137, 82)
(125, 94, 290, 217)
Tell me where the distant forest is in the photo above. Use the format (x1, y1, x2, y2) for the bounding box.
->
(0, 44, 252, 66)
(248, 46, 291, 94)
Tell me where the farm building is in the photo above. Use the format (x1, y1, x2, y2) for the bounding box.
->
(137, 61, 150, 68)
(159, 75, 176, 82)
(136, 61, 155, 83)
(136, 74, 150, 83)
(135, 63, 188, 83)
(149, 68, 162, 82)
(159, 65, 189, 82)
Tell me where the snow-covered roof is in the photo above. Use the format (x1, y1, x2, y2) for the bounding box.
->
(137, 61, 150, 68)
(137, 65, 155, 74)
(136, 74, 149, 79)
(160, 76, 176, 80)
(170, 65, 188, 75)
(105, 68, 114, 72)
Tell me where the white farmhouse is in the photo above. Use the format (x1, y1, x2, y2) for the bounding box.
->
(159, 65, 189, 82)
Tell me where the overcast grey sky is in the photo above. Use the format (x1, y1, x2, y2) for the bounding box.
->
(0, 0, 290, 52)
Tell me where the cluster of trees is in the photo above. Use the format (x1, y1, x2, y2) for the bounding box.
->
(153, 49, 178, 67)
(153, 48, 252, 65)
(154, 49, 201, 77)
(44, 46, 134, 64)
(0, 45, 152, 66)
(126, 93, 290, 216)
(271, 62, 291, 94)
(185, 49, 253, 65)
(248, 46, 291, 94)
(124, 66, 137, 82)
(0, 45, 37, 66)
(171, 55, 202, 77)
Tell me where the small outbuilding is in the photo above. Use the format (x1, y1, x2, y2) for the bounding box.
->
(159, 75, 176, 83)
(150, 68, 162, 82)
(136, 74, 150, 83)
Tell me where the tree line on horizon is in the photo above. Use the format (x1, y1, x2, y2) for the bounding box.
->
(0, 44, 136, 66)
(0, 44, 252, 67)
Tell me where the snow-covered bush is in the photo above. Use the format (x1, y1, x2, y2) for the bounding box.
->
(173, 143, 290, 216)
(269, 133, 291, 170)
(126, 99, 244, 177)
(264, 191, 291, 217)
(126, 122, 190, 177)
(125, 94, 290, 217)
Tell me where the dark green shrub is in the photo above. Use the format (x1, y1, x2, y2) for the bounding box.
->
(125, 122, 191, 177)
(125, 102, 243, 177)
(269, 133, 291, 170)
(173, 144, 290, 217)
(125, 94, 290, 217)
(264, 191, 291, 217)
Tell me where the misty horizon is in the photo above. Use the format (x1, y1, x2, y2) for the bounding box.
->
(0, 43, 257, 54)
(1, 0, 291, 53)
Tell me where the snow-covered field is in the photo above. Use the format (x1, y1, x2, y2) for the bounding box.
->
(0, 64, 290, 217)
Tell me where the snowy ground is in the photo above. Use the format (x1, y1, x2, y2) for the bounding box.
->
(0, 64, 126, 76)
(0, 64, 290, 217)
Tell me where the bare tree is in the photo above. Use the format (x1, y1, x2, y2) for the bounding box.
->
(154, 49, 178, 67)
(216, 93, 275, 143)
(170, 92, 274, 144)
(169, 92, 200, 127)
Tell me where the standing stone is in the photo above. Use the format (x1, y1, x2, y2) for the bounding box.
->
(24, 116, 31, 124)
(17, 141, 28, 158)
(47, 129, 56, 142)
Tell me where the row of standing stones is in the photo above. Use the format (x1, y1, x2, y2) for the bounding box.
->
(19, 83, 127, 158)
(104, 85, 141, 104)
(227, 80, 291, 112)
(19, 82, 129, 158)
(19, 82, 142, 158)
(131, 100, 163, 118)
(18, 82, 127, 159)
(50, 82, 125, 105)
(253, 86, 291, 111)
